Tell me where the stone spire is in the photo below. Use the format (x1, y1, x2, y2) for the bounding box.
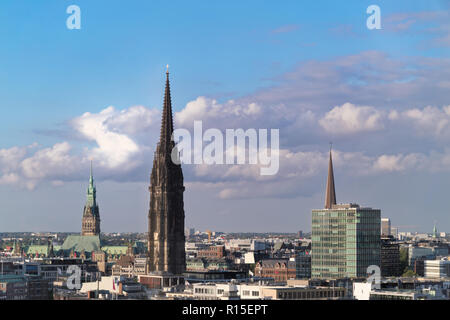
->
(82, 161, 100, 236)
(148, 68, 186, 275)
(325, 146, 337, 209)
(159, 67, 174, 154)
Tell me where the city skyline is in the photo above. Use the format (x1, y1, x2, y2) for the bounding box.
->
(1, 1, 450, 233)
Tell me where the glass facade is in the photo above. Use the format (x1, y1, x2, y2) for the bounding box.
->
(311, 204, 381, 279)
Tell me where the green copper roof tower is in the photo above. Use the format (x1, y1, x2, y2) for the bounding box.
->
(82, 161, 101, 236)
(432, 222, 438, 238)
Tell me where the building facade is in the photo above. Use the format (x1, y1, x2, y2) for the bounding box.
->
(147, 69, 186, 275)
(311, 150, 381, 279)
(197, 245, 226, 259)
(380, 236, 401, 277)
(255, 259, 296, 283)
(381, 218, 391, 236)
(424, 259, 450, 278)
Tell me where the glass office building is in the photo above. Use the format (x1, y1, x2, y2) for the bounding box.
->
(312, 204, 381, 278)
(311, 149, 381, 279)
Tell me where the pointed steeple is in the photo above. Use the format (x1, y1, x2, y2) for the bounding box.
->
(87, 161, 96, 208)
(325, 145, 337, 209)
(432, 222, 438, 238)
(89, 160, 93, 184)
(159, 65, 174, 153)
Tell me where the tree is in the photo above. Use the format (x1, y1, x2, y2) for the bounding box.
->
(402, 268, 417, 277)
(399, 247, 409, 274)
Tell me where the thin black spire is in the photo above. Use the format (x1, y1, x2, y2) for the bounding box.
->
(325, 145, 337, 209)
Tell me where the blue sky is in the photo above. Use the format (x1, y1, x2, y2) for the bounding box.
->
(0, 1, 449, 233)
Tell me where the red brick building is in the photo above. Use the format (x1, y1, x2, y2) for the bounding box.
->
(197, 245, 226, 259)
(255, 259, 296, 283)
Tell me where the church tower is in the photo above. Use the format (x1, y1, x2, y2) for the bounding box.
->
(81, 162, 101, 236)
(147, 67, 186, 275)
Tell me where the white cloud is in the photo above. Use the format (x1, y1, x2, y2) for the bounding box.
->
(394, 105, 450, 137)
(20, 142, 76, 180)
(176, 97, 262, 128)
(105, 105, 160, 135)
(319, 103, 385, 134)
(373, 154, 424, 172)
(71, 106, 141, 168)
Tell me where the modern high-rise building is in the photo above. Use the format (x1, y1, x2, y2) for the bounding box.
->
(380, 236, 401, 277)
(147, 68, 186, 275)
(381, 218, 391, 236)
(311, 149, 381, 279)
(81, 162, 100, 236)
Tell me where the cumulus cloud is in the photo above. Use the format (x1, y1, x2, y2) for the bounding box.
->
(21, 142, 75, 180)
(0, 105, 163, 189)
(104, 105, 160, 135)
(1, 51, 450, 201)
(319, 103, 385, 134)
(373, 154, 425, 172)
(71, 106, 144, 169)
(176, 97, 262, 129)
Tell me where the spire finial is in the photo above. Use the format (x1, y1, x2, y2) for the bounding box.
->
(166, 64, 169, 74)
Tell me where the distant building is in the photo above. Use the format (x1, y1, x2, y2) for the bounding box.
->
(81, 163, 100, 236)
(189, 282, 346, 300)
(138, 273, 184, 290)
(407, 245, 448, 267)
(0, 274, 50, 300)
(60, 235, 101, 258)
(112, 255, 148, 277)
(193, 283, 239, 300)
(414, 258, 426, 277)
(58, 166, 103, 258)
(197, 245, 226, 259)
(391, 227, 399, 239)
(424, 258, 450, 279)
(353, 282, 447, 300)
(225, 239, 266, 252)
(432, 223, 438, 239)
(183, 270, 247, 283)
(311, 149, 381, 279)
(294, 254, 311, 279)
(259, 286, 346, 300)
(255, 259, 296, 283)
(381, 218, 391, 236)
(380, 236, 401, 277)
(185, 228, 195, 239)
(186, 257, 233, 271)
(80, 275, 147, 299)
